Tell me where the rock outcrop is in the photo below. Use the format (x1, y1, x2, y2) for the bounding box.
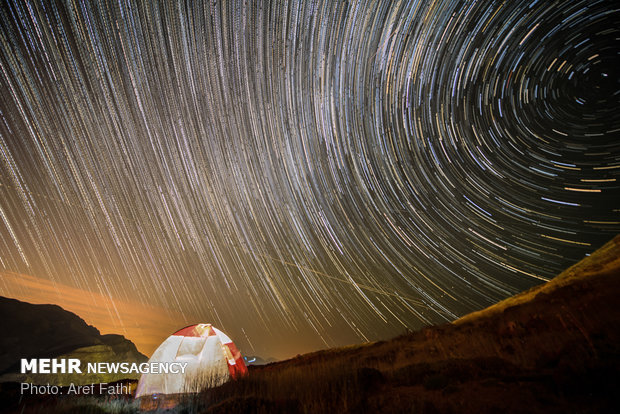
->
(0, 296, 147, 385)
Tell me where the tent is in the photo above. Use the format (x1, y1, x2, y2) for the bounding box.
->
(135, 323, 248, 398)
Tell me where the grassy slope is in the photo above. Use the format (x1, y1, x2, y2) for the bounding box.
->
(200, 235, 620, 413)
(455, 233, 620, 325)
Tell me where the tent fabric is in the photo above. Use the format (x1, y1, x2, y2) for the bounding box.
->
(135, 323, 248, 397)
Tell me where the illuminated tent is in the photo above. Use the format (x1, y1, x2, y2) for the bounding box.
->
(135, 323, 248, 397)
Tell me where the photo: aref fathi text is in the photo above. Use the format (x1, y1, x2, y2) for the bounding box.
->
(20, 382, 131, 395)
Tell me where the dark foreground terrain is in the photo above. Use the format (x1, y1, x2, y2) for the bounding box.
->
(199, 235, 620, 413)
(2, 235, 619, 413)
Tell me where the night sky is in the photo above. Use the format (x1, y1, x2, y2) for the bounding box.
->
(0, 0, 618, 359)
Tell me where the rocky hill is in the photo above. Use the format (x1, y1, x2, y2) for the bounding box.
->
(0, 296, 147, 385)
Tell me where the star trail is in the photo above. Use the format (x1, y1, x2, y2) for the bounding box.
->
(0, 0, 618, 358)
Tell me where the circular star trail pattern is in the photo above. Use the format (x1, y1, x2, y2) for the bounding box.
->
(0, 0, 618, 357)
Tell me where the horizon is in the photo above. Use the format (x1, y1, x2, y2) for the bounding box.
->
(2, 232, 618, 361)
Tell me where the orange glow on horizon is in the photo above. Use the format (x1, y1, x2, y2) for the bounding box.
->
(0, 271, 189, 356)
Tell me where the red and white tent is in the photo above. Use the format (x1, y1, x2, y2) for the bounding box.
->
(135, 323, 248, 397)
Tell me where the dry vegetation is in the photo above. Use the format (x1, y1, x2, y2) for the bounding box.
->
(195, 235, 620, 413)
